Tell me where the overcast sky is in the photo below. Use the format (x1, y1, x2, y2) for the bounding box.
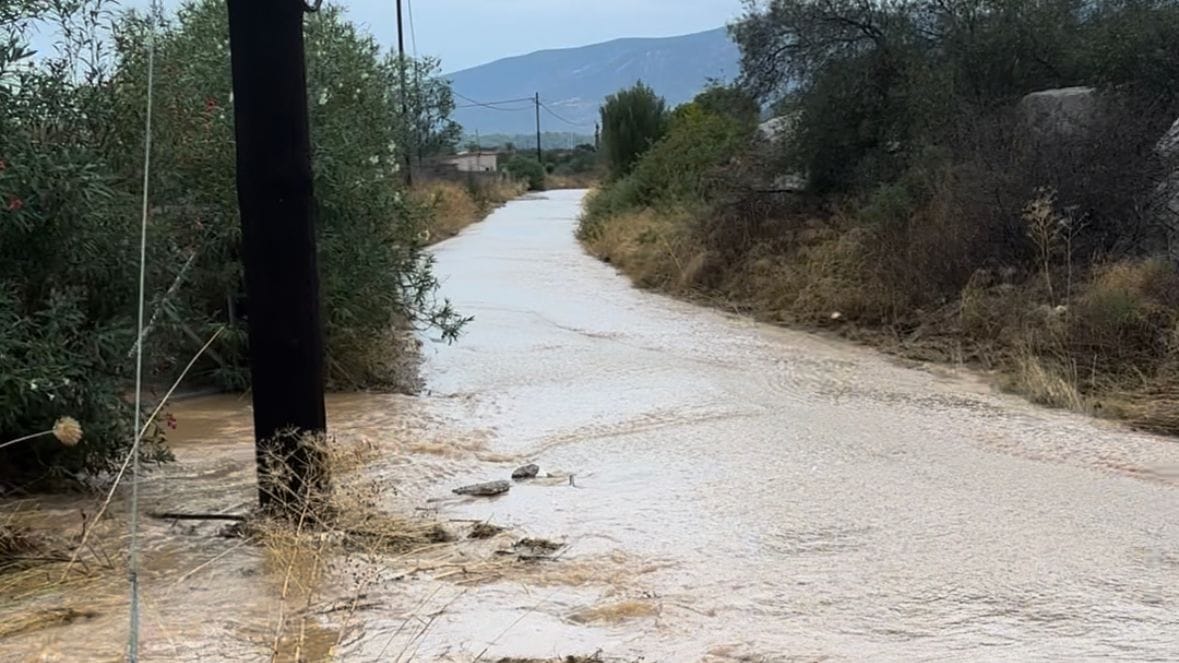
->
(342, 1, 744, 72)
(33, 1, 743, 73)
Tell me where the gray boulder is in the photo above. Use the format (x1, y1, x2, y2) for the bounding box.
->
(755, 114, 806, 193)
(1159, 117, 1179, 160)
(757, 115, 796, 143)
(1153, 116, 1179, 263)
(511, 463, 540, 480)
(1019, 87, 1099, 138)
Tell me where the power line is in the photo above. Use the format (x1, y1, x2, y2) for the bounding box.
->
(539, 101, 586, 128)
(454, 101, 533, 111)
(406, 0, 417, 58)
(453, 91, 535, 111)
(453, 91, 534, 105)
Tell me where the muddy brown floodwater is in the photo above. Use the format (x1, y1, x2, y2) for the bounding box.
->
(4, 189, 1179, 662)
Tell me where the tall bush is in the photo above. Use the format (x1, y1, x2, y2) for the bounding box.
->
(109, 1, 467, 387)
(599, 82, 667, 179)
(733, 0, 1179, 194)
(1, 1, 169, 485)
(0, 0, 467, 487)
(503, 155, 546, 191)
(582, 94, 755, 238)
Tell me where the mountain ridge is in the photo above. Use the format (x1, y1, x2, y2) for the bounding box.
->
(445, 28, 740, 136)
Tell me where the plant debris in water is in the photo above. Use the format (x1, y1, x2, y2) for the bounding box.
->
(569, 599, 660, 624)
(0, 524, 38, 560)
(469, 522, 506, 539)
(498, 537, 565, 561)
(514, 538, 563, 553)
(342, 522, 455, 554)
(0, 607, 99, 639)
(495, 655, 604, 663)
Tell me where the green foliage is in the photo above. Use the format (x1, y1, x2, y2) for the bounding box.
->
(0, 0, 167, 485)
(502, 155, 545, 191)
(0, 0, 467, 485)
(733, 0, 1179, 193)
(599, 82, 667, 179)
(633, 102, 753, 204)
(582, 100, 753, 235)
(107, 1, 468, 387)
(546, 145, 600, 177)
(401, 56, 462, 159)
(0, 290, 171, 486)
(692, 84, 761, 126)
(579, 176, 644, 240)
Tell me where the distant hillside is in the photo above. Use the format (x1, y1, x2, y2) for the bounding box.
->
(462, 132, 595, 151)
(446, 28, 740, 136)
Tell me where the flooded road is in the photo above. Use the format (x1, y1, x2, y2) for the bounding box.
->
(4, 189, 1179, 661)
(407, 190, 1179, 661)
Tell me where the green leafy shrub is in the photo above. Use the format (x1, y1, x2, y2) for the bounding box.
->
(503, 155, 545, 191)
(579, 176, 644, 240)
(581, 96, 754, 236)
(599, 82, 667, 179)
(0, 0, 467, 486)
(0, 1, 167, 485)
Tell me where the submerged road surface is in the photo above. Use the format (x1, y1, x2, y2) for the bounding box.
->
(409, 189, 1179, 661)
(7, 189, 1175, 662)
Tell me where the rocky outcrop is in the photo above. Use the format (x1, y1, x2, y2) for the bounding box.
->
(757, 115, 795, 143)
(755, 114, 806, 193)
(1159, 117, 1179, 158)
(1018, 87, 1179, 262)
(1154, 117, 1179, 263)
(1018, 86, 1100, 139)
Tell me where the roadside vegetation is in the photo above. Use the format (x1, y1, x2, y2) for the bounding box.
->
(497, 145, 602, 191)
(581, 0, 1179, 434)
(410, 177, 526, 242)
(0, 0, 490, 488)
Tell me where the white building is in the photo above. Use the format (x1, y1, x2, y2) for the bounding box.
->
(445, 151, 499, 173)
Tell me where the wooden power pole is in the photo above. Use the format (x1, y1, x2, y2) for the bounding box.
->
(226, 0, 327, 514)
(534, 92, 542, 162)
(396, 0, 413, 185)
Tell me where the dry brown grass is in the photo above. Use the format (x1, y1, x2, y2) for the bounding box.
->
(0, 607, 100, 640)
(580, 209, 696, 290)
(581, 199, 1179, 435)
(0, 427, 552, 659)
(567, 599, 659, 624)
(411, 181, 480, 242)
(243, 434, 594, 659)
(545, 173, 599, 190)
(492, 651, 603, 655)
(1004, 349, 1088, 411)
(411, 178, 527, 244)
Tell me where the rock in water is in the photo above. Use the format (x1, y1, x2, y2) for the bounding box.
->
(452, 480, 510, 497)
(511, 463, 540, 480)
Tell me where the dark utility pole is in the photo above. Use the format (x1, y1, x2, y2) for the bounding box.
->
(226, 0, 327, 514)
(396, 0, 413, 185)
(534, 92, 542, 162)
(594, 122, 600, 151)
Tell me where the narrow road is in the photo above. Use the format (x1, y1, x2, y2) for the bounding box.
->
(414, 189, 1179, 661)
